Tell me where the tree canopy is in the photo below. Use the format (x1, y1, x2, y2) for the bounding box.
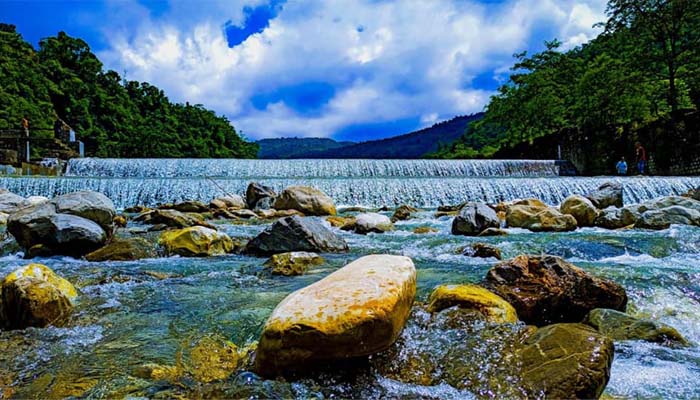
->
(0, 25, 258, 158)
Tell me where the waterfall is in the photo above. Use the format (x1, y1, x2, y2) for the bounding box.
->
(1, 175, 698, 209)
(65, 158, 561, 178)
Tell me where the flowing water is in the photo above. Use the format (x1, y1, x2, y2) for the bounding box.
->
(1, 159, 699, 399)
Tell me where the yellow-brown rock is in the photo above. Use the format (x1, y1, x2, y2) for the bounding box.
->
(326, 215, 356, 229)
(413, 226, 438, 234)
(264, 251, 324, 276)
(255, 254, 417, 376)
(159, 226, 233, 257)
(427, 284, 518, 323)
(1, 264, 77, 329)
(183, 335, 241, 383)
(272, 186, 337, 216)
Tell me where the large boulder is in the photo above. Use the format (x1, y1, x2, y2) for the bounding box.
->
(159, 226, 234, 257)
(1, 264, 77, 329)
(484, 255, 627, 326)
(506, 205, 577, 232)
(210, 195, 246, 210)
(85, 237, 157, 262)
(273, 186, 336, 216)
(8, 202, 108, 257)
(245, 216, 348, 256)
(635, 205, 700, 230)
(254, 255, 416, 376)
(586, 182, 623, 209)
(560, 195, 598, 227)
(52, 191, 116, 234)
(451, 202, 500, 236)
(264, 252, 324, 276)
(426, 284, 517, 324)
(583, 308, 688, 346)
(594, 206, 638, 229)
(354, 213, 394, 234)
(0, 189, 25, 214)
(518, 323, 614, 399)
(246, 182, 276, 209)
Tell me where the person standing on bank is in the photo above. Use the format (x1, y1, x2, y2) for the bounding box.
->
(21, 116, 29, 137)
(635, 142, 647, 175)
(616, 156, 628, 176)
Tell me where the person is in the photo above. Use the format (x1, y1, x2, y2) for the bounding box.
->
(616, 156, 628, 176)
(635, 142, 647, 175)
(21, 116, 29, 137)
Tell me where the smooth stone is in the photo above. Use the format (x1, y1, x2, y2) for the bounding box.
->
(254, 254, 416, 376)
(272, 186, 336, 216)
(0, 189, 25, 214)
(391, 205, 418, 222)
(326, 216, 356, 229)
(506, 205, 577, 232)
(210, 195, 246, 210)
(245, 216, 348, 256)
(246, 182, 276, 209)
(85, 237, 156, 262)
(560, 195, 598, 227)
(354, 213, 394, 234)
(484, 255, 627, 326)
(583, 308, 688, 346)
(52, 190, 116, 234)
(594, 206, 638, 229)
(161, 200, 209, 213)
(634, 205, 700, 229)
(586, 182, 623, 209)
(134, 209, 212, 229)
(451, 202, 500, 236)
(159, 226, 234, 257)
(264, 251, 324, 276)
(427, 284, 517, 323)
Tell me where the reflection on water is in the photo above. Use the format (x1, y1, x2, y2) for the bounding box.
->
(1, 214, 699, 398)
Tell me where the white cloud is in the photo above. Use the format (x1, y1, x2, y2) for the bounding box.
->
(98, 0, 608, 139)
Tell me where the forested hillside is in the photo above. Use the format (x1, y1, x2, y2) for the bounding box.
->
(257, 137, 354, 158)
(434, 0, 700, 174)
(302, 114, 482, 159)
(0, 24, 258, 158)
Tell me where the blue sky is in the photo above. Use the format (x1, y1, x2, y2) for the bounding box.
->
(2, 0, 606, 141)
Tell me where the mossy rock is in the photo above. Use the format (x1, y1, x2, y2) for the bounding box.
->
(518, 323, 614, 399)
(583, 308, 688, 346)
(85, 237, 157, 262)
(1, 264, 77, 329)
(264, 252, 324, 276)
(427, 284, 518, 323)
(326, 216, 356, 230)
(159, 226, 234, 257)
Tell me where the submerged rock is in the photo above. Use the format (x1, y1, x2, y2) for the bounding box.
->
(1, 264, 77, 329)
(427, 284, 517, 323)
(518, 323, 614, 399)
(85, 237, 157, 262)
(484, 255, 627, 326)
(413, 226, 438, 234)
(255, 254, 416, 376)
(560, 194, 598, 227)
(246, 182, 276, 209)
(586, 182, 623, 209)
(583, 308, 688, 346)
(391, 205, 418, 222)
(159, 226, 234, 257)
(506, 205, 577, 232)
(463, 242, 502, 260)
(273, 186, 336, 216)
(451, 202, 500, 236)
(354, 213, 394, 234)
(245, 216, 348, 256)
(264, 251, 324, 276)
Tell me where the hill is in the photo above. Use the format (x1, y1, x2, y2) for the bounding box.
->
(298, 114, 483, 159)
(257, 137, 354, 159)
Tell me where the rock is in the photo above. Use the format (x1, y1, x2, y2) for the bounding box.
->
(253, 196, 275, 211)
(583, 308, 688, 346)
(134, 209, 212, 229)
(354, 213, 394, 234)
(159, 226, 234, 257)
(682, 187, 700, 201)
(494, 198, 547, 213)
(586, 182, 623, 209)
(426, 284, 517, 323)
(518, 323, 614, 399)
(182, 335, 243, 383)
(272, 186, 336, 216)
(246, 182, 276, 209)
(506, 205, 577, 232)
(413, 226, 438, 234)
(634, 205, 700, 230)
(463, 242, 502, 260)
(0, 212, 7, 225)
(484, 255, 627, 326)
(391, 205, 418, 222)
(210, 195, 246, 210)
(326, 215, 356, 229)
(438, 203, 466, 212)
(23, 196, 49, 207)
(560, 195, 598, 227)
(264, 252, 324, 276)
(85, 237, 156, 262)
(113, 215, 127, 228)
(1, 264, 77, 329)
(451, 202, 500, 236)
(52, 191, 116, 234)
(254, 254, 416, 375)
(478, 227, 508, 237)
(245, 216, 348, 256)
(594, 206, 638, 229)
(229, 209, 259, 219)
(8, 202, 107, 257)
(0, 189, 25, 214)
(162, 200, 209, 213)
(124, 205, 149, 214)
(434, 210, 459, 218)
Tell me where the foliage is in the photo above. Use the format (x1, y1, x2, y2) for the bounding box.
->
(0, 26, 258, 158)
(257, 137, 355, 159)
